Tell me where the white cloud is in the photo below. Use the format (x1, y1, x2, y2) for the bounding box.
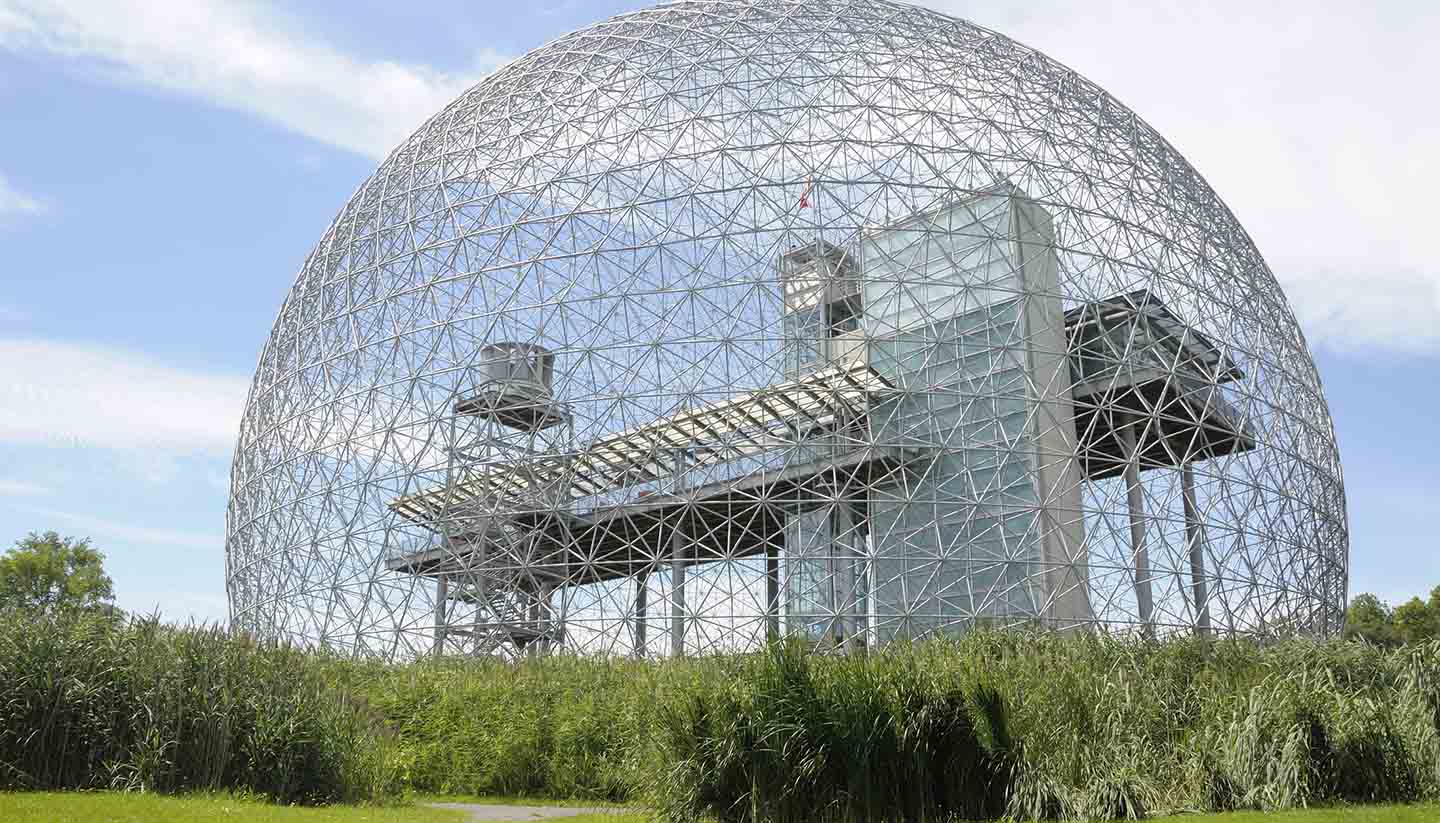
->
(0, 339, 249, 453)
(2, 0, 1433, 350)
(0, 0, 507, 159)
(0, 173, 44, 217)
(0, 478, 49, 496)
(6, 504, 229, 623)
(925, 0, 1440, 351)
(12, 504, 221, 550)
(121, 590, 230, 625)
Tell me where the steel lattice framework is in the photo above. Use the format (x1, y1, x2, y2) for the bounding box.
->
(225, 0, 1348, 659)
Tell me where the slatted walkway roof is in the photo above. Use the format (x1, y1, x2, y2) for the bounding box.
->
(390, 360, 895, 528)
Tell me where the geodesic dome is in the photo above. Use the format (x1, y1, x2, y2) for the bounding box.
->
(225, 0, 1348, 658)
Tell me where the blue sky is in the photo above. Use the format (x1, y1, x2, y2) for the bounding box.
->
(0, 0, 1436, 623)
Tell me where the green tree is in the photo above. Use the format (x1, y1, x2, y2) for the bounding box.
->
(1393, 596, 1436, 644)
(0, 532, 114, 613)
(1343, 593, 1397, 646)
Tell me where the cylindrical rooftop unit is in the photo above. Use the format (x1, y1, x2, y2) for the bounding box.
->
(455, 342, 566, 430)
(478, 343, 555, 395)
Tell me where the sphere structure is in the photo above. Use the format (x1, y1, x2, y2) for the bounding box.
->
(225, 0, 1348, 658)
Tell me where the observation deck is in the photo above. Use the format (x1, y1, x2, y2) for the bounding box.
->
(386, 359, 906, 586)
(1065, 291, 1255, 479)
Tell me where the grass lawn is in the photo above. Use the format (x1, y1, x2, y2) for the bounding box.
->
(0, 792, 470, 823)
(1182, 806, 1440, 822)
(420, 793, 619, 807)
(2, 792, 1435, 822)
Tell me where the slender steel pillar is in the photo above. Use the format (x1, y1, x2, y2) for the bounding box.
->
(526, 584, 541, 659)
(538, 583, 555, 655)
(1120, 421, 1153, 633)
(634, 572, 649, 656)
(433, 574, 448, 657)
(833, 502, 859, 649)
(765, 543, 780, 642)
(671, 449, 687, 657)
(1182, 464, 1210, 634)
(671, 526, 686, 657)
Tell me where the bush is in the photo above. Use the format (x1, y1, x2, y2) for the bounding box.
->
(359, 655, 656, 801)
(648, 633, 1440, 822)
(5, 608, 1437, 819)
(0, 609, 396, 804)
(653, 640, 1009, 823)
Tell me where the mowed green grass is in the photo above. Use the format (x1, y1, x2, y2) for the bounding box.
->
(1, 793, 1436, 823)
(1199, 806, 1440, 822)
(420, 793, 617, 807)
(0, 792, 470, 823)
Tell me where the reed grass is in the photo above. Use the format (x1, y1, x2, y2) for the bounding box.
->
(4, 608, 1436, 821)
(356, 654, 660, 800)
(0, 609, 398, 804)
(355, 632, 1440, 820)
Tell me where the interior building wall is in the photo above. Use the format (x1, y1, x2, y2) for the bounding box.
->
(860, 190, 1090, 640)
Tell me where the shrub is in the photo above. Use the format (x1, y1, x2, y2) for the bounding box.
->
(360, 654, 657, 801)
(649, 632, 1440, 821)
(6, 608, 1438, 819)
(0, 609, 396, 804)
(653, 641, 1011, 823)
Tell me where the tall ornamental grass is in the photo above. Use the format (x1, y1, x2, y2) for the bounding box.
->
(654, 640, 1010, 823)
(0, 609, 398, 804)
(4, 608, 1436, 820)
(356, 654, 661, 800)
(355, 633, 1440, 819)
(649, 634, 1440, 822)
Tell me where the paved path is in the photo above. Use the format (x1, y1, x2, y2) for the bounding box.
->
(427, 803, 620, 821)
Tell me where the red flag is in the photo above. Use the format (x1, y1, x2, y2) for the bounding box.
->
(798, 179, 814, 209)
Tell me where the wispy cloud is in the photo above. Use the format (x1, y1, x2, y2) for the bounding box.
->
(0, 0, 508, 159)
(0, 173, 44, 217)
(0, 339, 249, 453)
(3, 506, 230, 622)
(0, 478, 49, 496)
(931, 0, 1440, 351)
(122, 590, 231, 625)
(11, 503, 221, 551)
(2, 0, 1433, 352)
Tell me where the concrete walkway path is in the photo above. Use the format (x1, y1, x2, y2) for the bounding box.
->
(427, 802, 620, 822)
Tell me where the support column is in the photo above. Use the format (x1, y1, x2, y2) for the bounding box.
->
(634, 572, 649, 657)
(671, 525, 686, 657)
(433, 574, 448, 657)
(526, 584, 541, 659)
(1120, 420, 1153, 634)
(832, 502, 858, 649)
(539, 583, 555, 655)
(1182, 464, 1210, 635)
(670, 448, 688, 658)
(435, 410, 457, 659)
(766, 543, 780, 642)
(844, 502, 866, 653)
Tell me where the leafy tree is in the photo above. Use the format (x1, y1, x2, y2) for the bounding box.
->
(0, 532, 114, 613)
(1343, 593, 1397, 646)
(1393, 596, 1437, 644)
(1416, 584, 1440, 641)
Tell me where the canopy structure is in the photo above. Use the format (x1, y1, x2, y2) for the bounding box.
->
(1065, 291, 1255, 480)
(388, 359, 897, 528)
